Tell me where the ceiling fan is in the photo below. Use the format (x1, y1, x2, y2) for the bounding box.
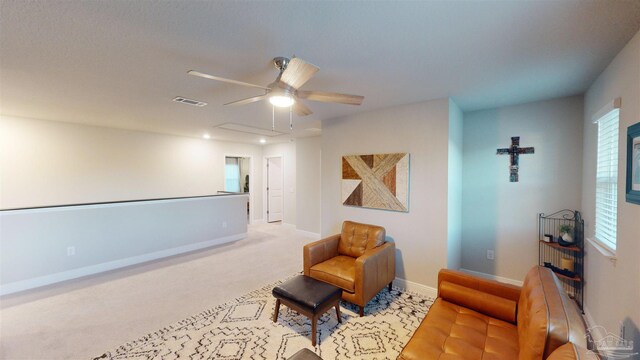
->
(188, 57, 364, 117)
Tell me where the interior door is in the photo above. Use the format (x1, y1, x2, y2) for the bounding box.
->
(267, 157, 283, 222)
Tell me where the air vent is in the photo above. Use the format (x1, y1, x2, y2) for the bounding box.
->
(173, 96, 207, 107)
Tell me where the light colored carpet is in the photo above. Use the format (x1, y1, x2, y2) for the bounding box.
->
(0, 223, 308, 360)
(93, 277, 433, 360)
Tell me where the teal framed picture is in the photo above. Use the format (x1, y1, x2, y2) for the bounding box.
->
(626, 122, 640, 204)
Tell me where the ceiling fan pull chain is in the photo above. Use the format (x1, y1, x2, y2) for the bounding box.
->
(289, 106, 293, 131)
(272, 105, 275, 132)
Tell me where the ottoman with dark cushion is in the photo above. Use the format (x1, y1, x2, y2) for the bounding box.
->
(272, 275, 342, 346)
(287, 348, 323, 360)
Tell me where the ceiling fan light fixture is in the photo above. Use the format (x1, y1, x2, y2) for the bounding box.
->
(269, 94, 295, 108)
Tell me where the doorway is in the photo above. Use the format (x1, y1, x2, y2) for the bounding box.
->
(266, 156, 283, 222)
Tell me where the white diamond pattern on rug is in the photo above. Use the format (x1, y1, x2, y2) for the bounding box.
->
(94, 276, 433, 360)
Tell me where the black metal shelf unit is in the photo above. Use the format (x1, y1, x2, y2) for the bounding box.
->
(538, 209, 584, 311)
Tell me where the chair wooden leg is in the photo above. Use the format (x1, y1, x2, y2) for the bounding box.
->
(311, 316, 317, 346)
(388, 281, 393, 291)
(335, 303, 342, 323)
(359, 306, 364, 317)
(273, 299, 280, 323)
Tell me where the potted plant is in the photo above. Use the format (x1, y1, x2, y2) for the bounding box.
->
(558, 224, 574, 245)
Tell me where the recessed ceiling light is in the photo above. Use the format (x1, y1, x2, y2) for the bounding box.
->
(203, 133, 211, 139)
(259, 139, 266, 144)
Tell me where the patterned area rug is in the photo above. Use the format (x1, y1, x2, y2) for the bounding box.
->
(94, 277, 433, 360)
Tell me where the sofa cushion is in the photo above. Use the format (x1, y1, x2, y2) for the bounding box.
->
(309, 255, 355, 292)
(398, 298, 519, 360)
(439, 281, 517, 324)
(518, 267, 587, 360)
(338, 221, 385, 258)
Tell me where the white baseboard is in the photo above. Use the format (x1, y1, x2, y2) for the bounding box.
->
(459, 268, 523, 286)
(583, 306, 596, 330)
(250, 219, 265, 225)
(393, 277, 438, 299)
(0, 233, 247, 296)
(296, 229, 321, 239)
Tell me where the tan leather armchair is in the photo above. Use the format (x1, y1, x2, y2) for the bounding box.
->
(303, 221, 395, 316)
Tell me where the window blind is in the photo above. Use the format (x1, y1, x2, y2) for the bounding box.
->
(594, 108, 619, 251)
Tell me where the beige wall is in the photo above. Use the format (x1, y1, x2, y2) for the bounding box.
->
(581, 30, 640, 343)
(462, 96, 584, 281)
(263, 141, 296, 226)
(296, 136, 321, 234)
(0, 116, 264, 221)
(321, 98, 451, 287)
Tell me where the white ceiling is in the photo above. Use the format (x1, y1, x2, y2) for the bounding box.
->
(1, 1, 639, 144)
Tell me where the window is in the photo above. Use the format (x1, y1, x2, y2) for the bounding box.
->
(225, 157, 240, 192)
(594, 107, 619, 251)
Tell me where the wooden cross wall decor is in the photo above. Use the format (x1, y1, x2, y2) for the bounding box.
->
(497, 136, 534, 182)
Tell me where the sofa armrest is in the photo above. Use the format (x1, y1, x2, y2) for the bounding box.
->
(547, 343, 600, 360)
(355, 242, 396, 303)
(303, 234, 340, 276)
(437, 269, 521, 302)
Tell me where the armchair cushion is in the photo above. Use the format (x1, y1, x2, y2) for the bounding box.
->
(309, 255, 356, 292)
(338, 221, 385, 258)
(303, 235, 340, 276)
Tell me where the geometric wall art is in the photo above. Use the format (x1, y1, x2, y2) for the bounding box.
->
(342, 153, 409, 212)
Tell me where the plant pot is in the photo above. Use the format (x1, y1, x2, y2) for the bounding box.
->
(558, 232, 574, 246)
(561, 233, 573, 243)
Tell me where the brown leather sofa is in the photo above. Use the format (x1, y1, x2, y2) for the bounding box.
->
(547, 343, 599, 360)
(303, 221, 395, 316)
(398, 266, 589, 360)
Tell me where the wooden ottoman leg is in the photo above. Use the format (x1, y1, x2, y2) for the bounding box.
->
(359, 305, 364, 317)
(335, 303, 342, 323)
(388, 281, 393, 291)
(311, 315, 317, 346)
(273, 298, 281, 323)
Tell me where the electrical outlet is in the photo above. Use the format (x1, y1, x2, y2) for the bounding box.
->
(67, 246, 75, 256)
(222, 221, 227, 228)
(487, 250, 495, 260)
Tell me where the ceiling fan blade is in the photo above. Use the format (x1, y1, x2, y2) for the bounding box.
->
(280, 58, 319, 89)
(297, 90, 364, 105)
(188, 70, 270, 90)
(224, 94, 267, 106)
(293, 100, 313, 116)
